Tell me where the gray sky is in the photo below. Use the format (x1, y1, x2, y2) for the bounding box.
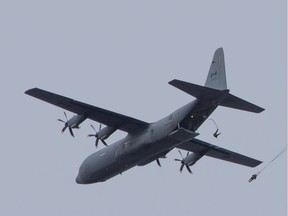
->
(0, 1, 286, 216)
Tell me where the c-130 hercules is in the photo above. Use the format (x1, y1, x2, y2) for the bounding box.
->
(25, 48, 264, 184)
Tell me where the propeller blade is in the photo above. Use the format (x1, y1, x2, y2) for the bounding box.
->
(178, 150, 184, 159)
(95, 138, 99, 148)
(156, 159, 161, 167)
(186, 165, 192, 174)
(61, 125, 67, 133)
(69, 127, 75, 137)
(63, 111, 68, 121)
(101, 139, 108, 147)
(90, 124, 96, 132)
(180, 164, 184, 173)
(58, 119, 66, 123)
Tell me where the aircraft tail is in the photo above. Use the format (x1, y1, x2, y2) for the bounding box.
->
(169, 48, 264, 113)
(205, 48, 227, 90)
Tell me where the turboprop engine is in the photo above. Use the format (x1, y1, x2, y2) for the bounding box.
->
(88, 124, 116, 147)
(58, 112, 87, 137)
(175, 150, 204, 173)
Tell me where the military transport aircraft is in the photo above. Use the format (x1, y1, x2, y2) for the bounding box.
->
(25, 48, 264, 184)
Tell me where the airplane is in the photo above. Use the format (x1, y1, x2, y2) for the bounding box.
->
(25, 48, 264, 184)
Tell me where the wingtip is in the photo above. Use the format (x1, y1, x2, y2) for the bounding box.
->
(259, 107, 265, 113)
(25, 88, 39, 95)
(249, 159, 263, 168)
(25, 88, 33, 95)
(253, 161, 263, 168)
(168, 79, 177, 85)
(254, 107, 265, 113)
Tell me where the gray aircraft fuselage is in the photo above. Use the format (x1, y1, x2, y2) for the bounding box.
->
(76, 100, 198, 184)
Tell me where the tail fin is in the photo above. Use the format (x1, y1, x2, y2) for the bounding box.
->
(169, 48, 265, 113)
(205, 48, 227, 90)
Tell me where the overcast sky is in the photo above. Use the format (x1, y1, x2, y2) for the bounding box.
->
(0, 1, 286, 216)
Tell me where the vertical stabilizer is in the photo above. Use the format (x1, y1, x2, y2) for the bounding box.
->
(205, 48, 227, 90)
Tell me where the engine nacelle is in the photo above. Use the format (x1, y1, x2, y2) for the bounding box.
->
(97, 126, 117, 140)
(68, 114, 87, 128)
(183, 152, 204, 166)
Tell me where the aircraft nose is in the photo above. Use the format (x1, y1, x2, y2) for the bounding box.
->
(76, 164, 91, 184)
(76, 160, 89, 184)
(76, 174, 84, 184)
(75, 173, 87, 184)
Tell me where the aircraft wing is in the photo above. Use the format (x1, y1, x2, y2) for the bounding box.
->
(177, 138, 262, 167)
(25, 88, 149, 133)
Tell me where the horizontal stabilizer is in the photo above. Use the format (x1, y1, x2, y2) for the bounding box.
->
(221, 93, 265, 113)
(169, 79, 264, 113)
(169, 79, 221, 100)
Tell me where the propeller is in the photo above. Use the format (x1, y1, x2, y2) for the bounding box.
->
(88, 124, 108, 148)
(174, 150, 192, 174)
(156, 155, 167, 167)
(58, 111, 74, 137)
